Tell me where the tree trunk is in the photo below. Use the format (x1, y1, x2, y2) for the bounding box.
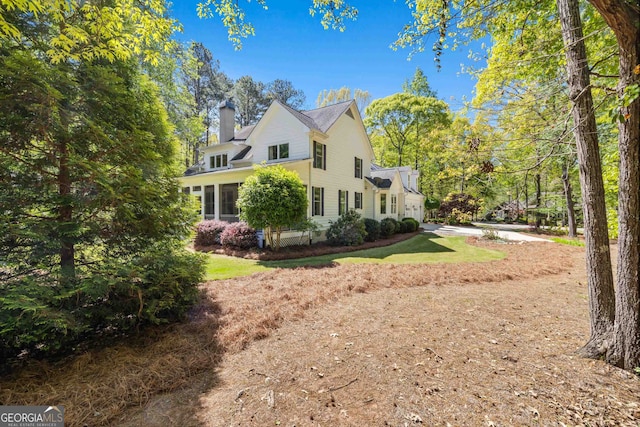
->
(524, 170, 529, 223)
(58, 138, 75, 281)
(534, 172, 542, 227)
(562, 163, 577, 238)
(587, 0, 640, 369)
(557, 0, 616, 358)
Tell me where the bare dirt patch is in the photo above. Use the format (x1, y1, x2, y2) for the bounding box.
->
(2, 239, 639, 426)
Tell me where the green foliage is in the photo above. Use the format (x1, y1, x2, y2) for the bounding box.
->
(292, 217, 321, 245)
(380, 217, 399, 238)
(481, 228, 501, 241)
(0, 0, 179, 65)
(403, 67, 437, 98)
(424, 197, 441, 210)
(326, 210, 367, 246)
(265, 78, 306, 109)
(402, 217, 420, 232)
(438, 193, 481, 224)
(233, 75, 268, 126)
(1, 245, 204, 362)
(550, 237, 585, 247)
(197, 0, 357, 49)
(0, 44, 204, 361)
(237, 164, 307, 250)
(365, 92, 451, 167)
(363, 218, 381, 242)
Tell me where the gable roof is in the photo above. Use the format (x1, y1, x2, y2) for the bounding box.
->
(274, 99, 355, 134)
(233, 125, 255, 141)
(302, 101, 354, 133)
(231, 145, 252, 161)
(365, 176, 393, 189)
(370, 168, 397, 181)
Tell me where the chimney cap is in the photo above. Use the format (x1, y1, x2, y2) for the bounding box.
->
(219, 100, 235, 110)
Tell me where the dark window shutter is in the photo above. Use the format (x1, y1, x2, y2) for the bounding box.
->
(321, 187, 325, 216)
(313, 141, 317, 168)
(323, 144, 327, 170)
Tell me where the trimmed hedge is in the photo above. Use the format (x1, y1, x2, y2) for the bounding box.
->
(402, 217, 420, 232)
(363, 218, 381, 242)
(380, 217, 399, 238)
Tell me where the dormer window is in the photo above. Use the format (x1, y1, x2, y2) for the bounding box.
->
(268, 143, 289, 160)
(210, 154, 228, 169)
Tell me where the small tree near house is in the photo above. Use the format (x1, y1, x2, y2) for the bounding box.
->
(236, 164, 307, 251)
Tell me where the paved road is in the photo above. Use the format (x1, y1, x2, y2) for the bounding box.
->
(421, 222, 551, 242)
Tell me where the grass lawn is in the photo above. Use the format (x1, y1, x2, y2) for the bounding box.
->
(205, 233, 505, 280)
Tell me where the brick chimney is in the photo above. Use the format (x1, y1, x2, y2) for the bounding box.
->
(219, 100, 235, 143)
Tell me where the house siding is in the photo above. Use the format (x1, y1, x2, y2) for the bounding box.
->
(307, 109, 373, 228)
(248, 106, 310, 164)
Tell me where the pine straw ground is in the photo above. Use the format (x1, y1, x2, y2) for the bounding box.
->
(2, 237, 640, 426)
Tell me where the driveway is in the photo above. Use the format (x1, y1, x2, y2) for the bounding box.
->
(421, 222, 551, 242)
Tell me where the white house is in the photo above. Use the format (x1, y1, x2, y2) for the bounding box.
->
(368, 165, 424, 222)
(179, 100, 424, 243)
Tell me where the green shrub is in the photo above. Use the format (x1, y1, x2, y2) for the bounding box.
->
(363, 218, 381, 242)
(0, 246, 204, 363)
(402, 217, 420, 232)
(396, 221, 411, 234)
(380, 217, 399, 238)
(326, 210, 367, 246)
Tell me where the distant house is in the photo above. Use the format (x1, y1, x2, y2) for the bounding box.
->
(179, 99, 424, 243)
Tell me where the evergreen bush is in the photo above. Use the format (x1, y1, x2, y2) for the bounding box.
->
(363, 218, 381, 242)
(326, 210, 367, 246)
(402, 217, 420, 232)
(380, 217, 399, 238)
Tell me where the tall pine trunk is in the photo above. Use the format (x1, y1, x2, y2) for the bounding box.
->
(557, 0, 616, 358)
(587, 0, 640, 369)
(562, 164, 577, 238)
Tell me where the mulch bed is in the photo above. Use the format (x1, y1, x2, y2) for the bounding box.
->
(195, 230, 422, 260)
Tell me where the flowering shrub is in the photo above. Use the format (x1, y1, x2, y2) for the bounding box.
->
(194, 220, 228, 246)
(219, 222, 258, 249)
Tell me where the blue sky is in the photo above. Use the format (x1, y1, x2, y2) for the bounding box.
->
(169, 1, 486, 112)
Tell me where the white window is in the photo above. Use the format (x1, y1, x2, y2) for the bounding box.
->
(391, 194, 397, 214)
(210, 154, 228, 169)
(313, 141, 326, 170)
(355, 192, 363, 209)
(339, 190, 348, 215)
(268, 143, 289, 160)
(354, 157, 363, 179)
(312, 186, 324, 216)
